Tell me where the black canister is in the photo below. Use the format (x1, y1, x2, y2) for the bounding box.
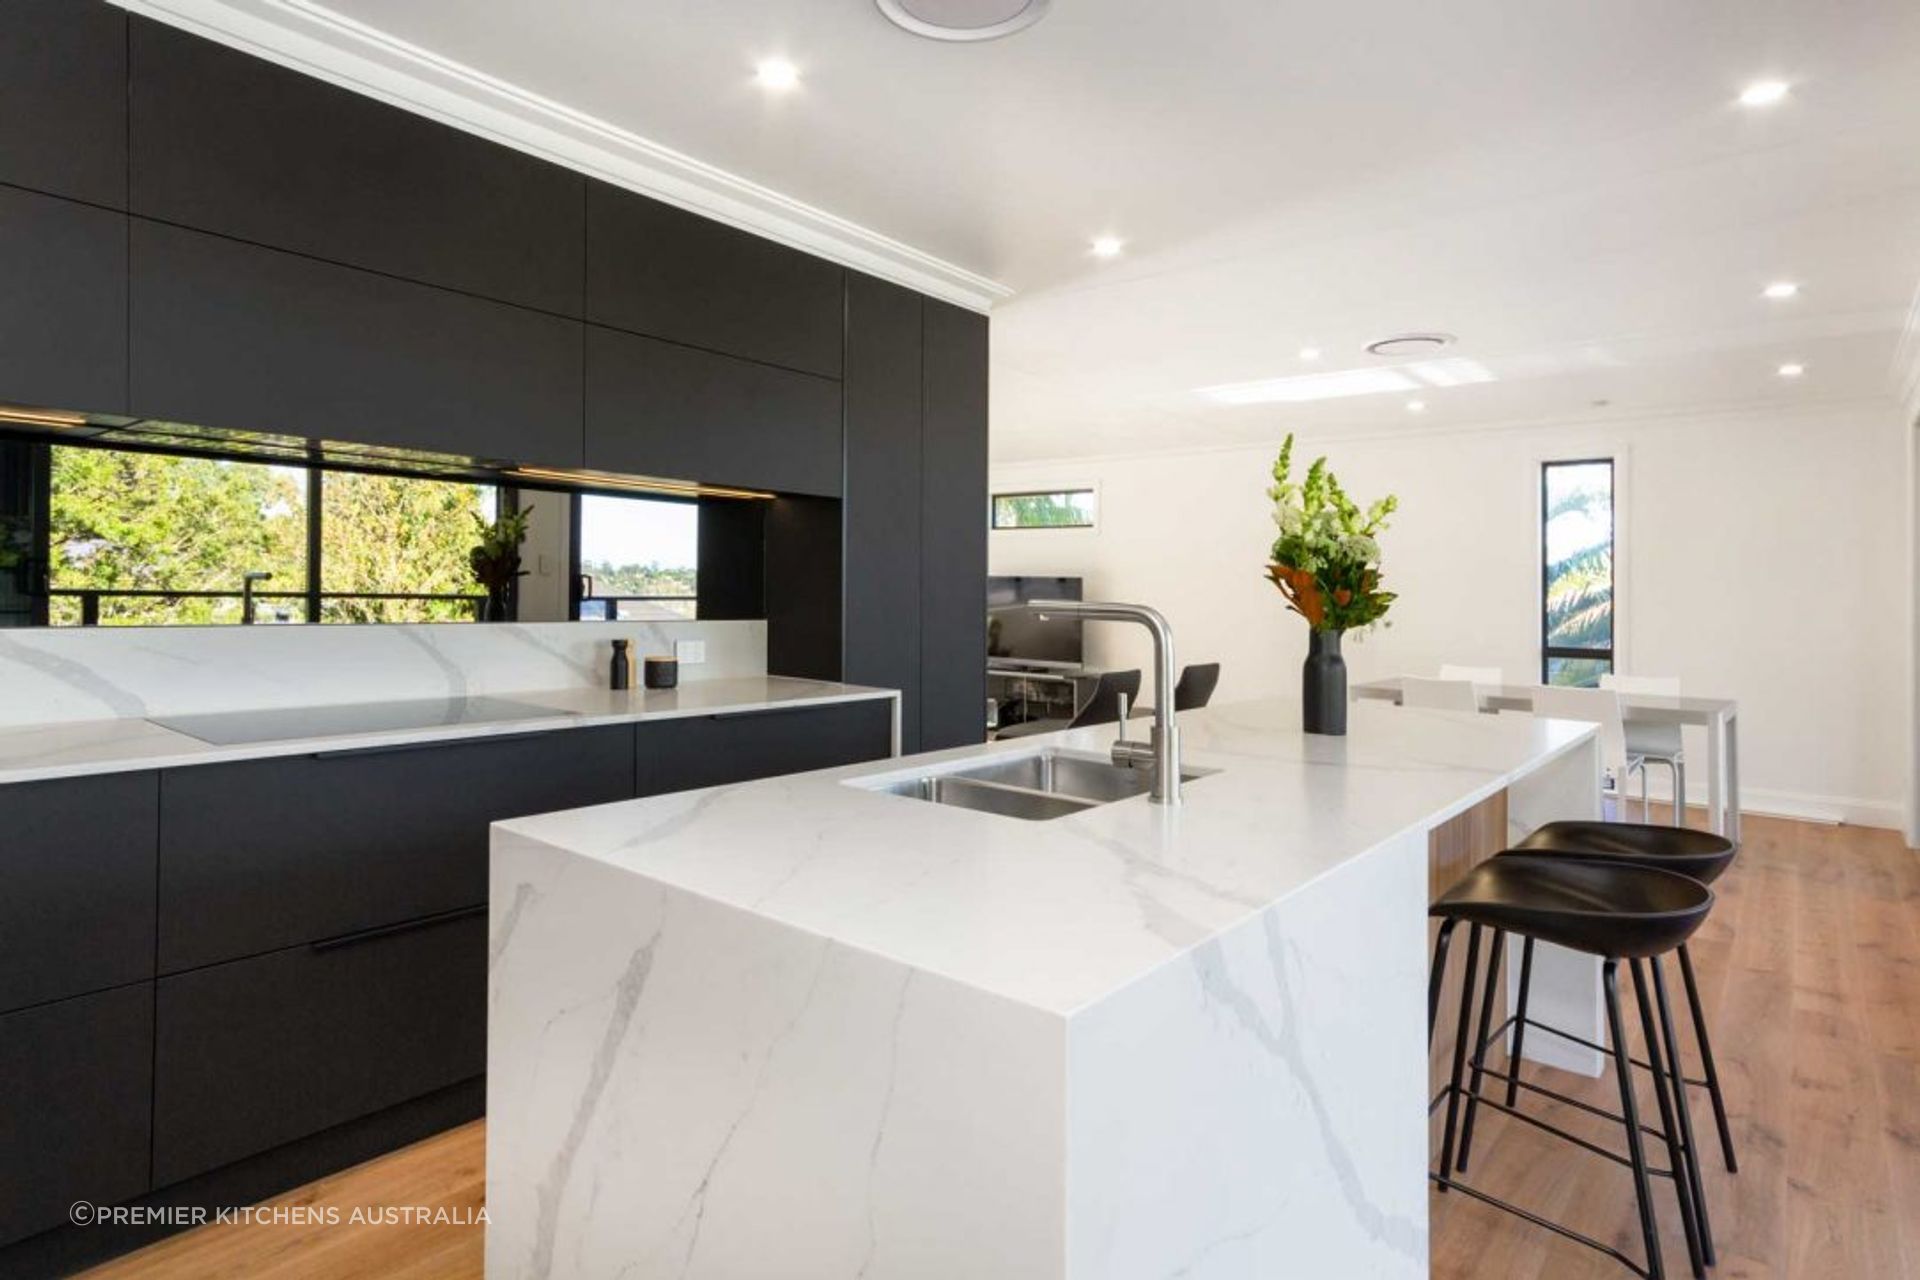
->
(610, 639, 631, 690)
(644, 656, 679, 689)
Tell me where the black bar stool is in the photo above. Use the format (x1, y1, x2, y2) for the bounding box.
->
(1430, 854, 1714, 1280)
(1508, 820, 1739, 1175)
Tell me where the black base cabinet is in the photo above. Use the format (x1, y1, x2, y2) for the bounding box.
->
(637, 700, 894, 796)
(157, 725, 634, 973)
(153, 909, 486, 1186)
(0, 985, 154, 1250)
(0, 772, 157, 1013)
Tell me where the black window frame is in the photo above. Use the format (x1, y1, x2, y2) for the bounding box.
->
(1539, 456, 1616, 684)
(30, 437, 499, 625)
(989, 487, 1097, 531)
(568, 487, 701, 622)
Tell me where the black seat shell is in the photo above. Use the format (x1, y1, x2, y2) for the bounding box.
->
(1512, 820, 1735, 884)
(1431, 853, 1713, 959)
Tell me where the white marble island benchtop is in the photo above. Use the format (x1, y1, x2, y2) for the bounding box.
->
(487, 699, 1601, 1280)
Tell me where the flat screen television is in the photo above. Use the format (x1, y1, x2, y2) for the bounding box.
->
(987, 575, 1083, 668)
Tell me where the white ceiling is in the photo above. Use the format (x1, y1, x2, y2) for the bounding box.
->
(181, 0, 1920, 460)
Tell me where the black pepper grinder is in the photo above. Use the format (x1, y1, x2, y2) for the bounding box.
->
(609, 638, 631, 690)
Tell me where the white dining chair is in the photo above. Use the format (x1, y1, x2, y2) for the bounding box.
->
(1439, 664, 1505, 690)
(1530, 684, 1649, 821)
(1601, 673, 1686, 827)
(1402, 675, 1482, 712)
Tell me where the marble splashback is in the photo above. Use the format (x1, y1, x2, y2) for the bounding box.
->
(0, 620, 766, 727)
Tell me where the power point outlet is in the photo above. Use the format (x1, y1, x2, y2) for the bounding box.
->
(675, 640, 707, 665)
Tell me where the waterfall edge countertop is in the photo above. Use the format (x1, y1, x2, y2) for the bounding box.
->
(0, 676, 900, 786)
(495, 696, 1594, 1016)
(487, 697, 1602, 1280)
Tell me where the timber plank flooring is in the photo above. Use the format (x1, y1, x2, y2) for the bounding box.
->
(76, 812, 1920, 1279)
(1431, 812, 1920, 1280)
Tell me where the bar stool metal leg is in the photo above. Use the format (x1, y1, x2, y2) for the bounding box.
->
(1678, 942, 1738, 1173)
(1503, 935, 1535, 1109)
(1455, 929, 1505, 1172)
(1429, 919, 1459, 1046)
(1631, 959, 1705, 1279)
(1436, 923, 1483, 1191)
(1652, 954, 1716, 1266)
(1604, 959, 1666, 1280)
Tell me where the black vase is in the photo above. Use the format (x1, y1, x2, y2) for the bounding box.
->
(1302, 628, 1347, 735)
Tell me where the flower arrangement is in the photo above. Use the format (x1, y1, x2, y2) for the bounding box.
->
(1265, 434, 1398, 632)
(470, 505, 533, 620)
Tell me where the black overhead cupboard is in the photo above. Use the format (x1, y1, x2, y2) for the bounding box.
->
(0, 0, 986, 753)
(0, 0, 987, 1271)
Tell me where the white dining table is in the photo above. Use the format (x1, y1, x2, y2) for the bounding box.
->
(1353, 677, 1741, 840)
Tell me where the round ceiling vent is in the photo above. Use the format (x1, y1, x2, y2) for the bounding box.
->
(1364, 332, 1456, 358)
(875, 0, 1051, 42)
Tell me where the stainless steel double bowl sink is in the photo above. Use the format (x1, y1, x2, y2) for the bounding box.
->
(858, 747, 1209, 821)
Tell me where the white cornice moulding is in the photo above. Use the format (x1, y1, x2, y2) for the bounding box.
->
(107, 0, 1011, 314)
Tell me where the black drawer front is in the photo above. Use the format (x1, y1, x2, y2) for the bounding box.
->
(130, 19, 584, 317)
(152, 910, 485, 1186)
(128, 220, 585, 468)
(585, 324, 844, 498)
(158, 725, 633, 973)
(0, 772, 157, 1014)
(637, 699, 892, 796)
(585, 181, 844, 378)
(0, 186, 129, 416)
(0, 0, 127, 207)
(0, 985, 153, 1248)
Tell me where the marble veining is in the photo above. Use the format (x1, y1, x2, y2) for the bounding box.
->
(0, 674, 898, 786)
(489, 698, 1600, 1278)
(0, 619, 766, 728)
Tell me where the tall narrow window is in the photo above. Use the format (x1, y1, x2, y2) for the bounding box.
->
(1541, 459, 1614, 686)
(575, 493, 699, 620)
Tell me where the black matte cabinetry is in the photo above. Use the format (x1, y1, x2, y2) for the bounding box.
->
(152, 910, 485, 1186)
(586, 182, 844, 378)
(585, 325, 843, 497)
(0, 986, 154, 1249)
(0, 772, 156, 1013)
(0, 186, 128, 415)
(637, 700, 893, 796)
(919, 301, 990, 752)
(0, 0, 127, 207)
(129, 221, 584, 466)
(843, 275, 926, 749)
(157, 726, 633, 973)
(130, 19, 585, 316)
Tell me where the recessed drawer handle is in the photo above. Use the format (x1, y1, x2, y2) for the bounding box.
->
(309, 903, 486, 953)
(312, 729, 552, 760)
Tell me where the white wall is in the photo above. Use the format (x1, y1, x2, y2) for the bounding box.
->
(991, 400, 1908, 828)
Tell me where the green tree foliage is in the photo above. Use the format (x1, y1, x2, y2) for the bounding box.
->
(321, 471, 488, 623)
(993, 492, 1093, 528)
(1542, 469, 1613, 686)
(47, 446, 490, 626)
(50, 448, 305, 625)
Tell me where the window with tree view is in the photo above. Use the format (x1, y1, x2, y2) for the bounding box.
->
(575, 493, 698, 620)
(42, 444, 495, 625)
(1541, 459, 1614, 686)
(991, 489, 1096, 529)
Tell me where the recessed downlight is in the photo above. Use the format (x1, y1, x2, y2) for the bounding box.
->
(1089, 235, 1124, 259)
(1739, 79, 1791, 107)
(1298, 346, 1322, 361)
(875, 0, 1051, 42)
(1365, 332, 1455, 358)
(1762, 281, 1800, 300)
(753, 58, 801, 91)
(1778, 362, 1805, 378)
(1405, 399, 1428, 413)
